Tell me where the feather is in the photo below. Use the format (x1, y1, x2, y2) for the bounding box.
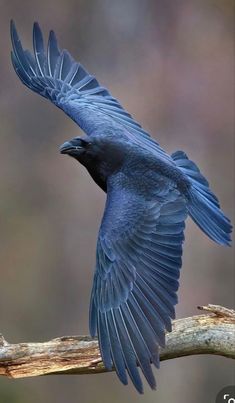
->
(89, 184, 187, 392)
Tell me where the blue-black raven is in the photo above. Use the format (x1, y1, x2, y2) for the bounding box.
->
(10, 21, 232, 393)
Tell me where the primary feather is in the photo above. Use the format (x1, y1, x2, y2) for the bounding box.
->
(89, 181, 186, 393)
(10, 20, 173, 165)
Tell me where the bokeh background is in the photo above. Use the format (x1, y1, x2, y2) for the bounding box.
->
(0, 1, 234, 402)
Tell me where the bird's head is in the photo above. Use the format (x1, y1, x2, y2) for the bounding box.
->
(60, 133, 128, 168)
(60, 136, 92, 160)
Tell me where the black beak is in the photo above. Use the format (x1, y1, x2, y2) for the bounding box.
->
(59, 141, 83, 155)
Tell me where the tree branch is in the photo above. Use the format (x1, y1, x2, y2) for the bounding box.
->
(0, 304, 234, 379)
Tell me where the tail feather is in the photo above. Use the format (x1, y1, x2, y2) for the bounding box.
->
(172, 151, 232, 246)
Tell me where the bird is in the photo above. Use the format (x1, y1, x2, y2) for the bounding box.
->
(10, 21, 232, 393)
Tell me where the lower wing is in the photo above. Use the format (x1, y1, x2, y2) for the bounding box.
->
(89, 182, 187, 393)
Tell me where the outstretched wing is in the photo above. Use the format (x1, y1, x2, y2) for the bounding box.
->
(10, 21, 173, 164)
(90, 181, 187, 393)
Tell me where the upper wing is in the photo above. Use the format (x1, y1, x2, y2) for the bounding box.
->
(10, 21, 173, 164)
(90, 182, 187, 393)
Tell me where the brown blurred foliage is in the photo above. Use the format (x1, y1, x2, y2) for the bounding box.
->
(0, 1, 234, 402)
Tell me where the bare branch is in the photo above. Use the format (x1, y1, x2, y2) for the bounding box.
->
(0, 305, 234, 379)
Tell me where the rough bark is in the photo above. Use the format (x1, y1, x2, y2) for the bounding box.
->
(0, 304, 234, 379)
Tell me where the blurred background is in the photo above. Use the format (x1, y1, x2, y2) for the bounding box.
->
(0, 0, 234, 402)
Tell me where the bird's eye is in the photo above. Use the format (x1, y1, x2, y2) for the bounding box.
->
(80, 138, 91, 148)
(84, 140, 92, 148)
